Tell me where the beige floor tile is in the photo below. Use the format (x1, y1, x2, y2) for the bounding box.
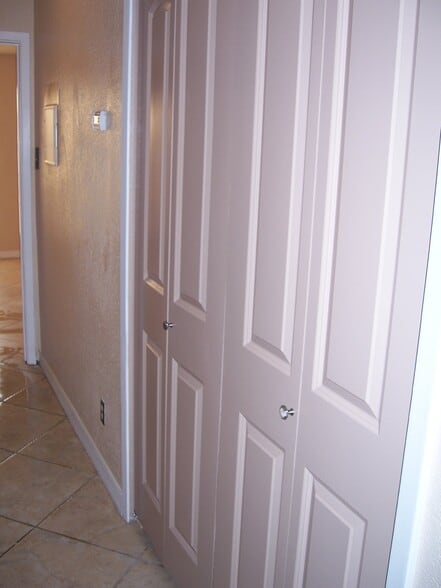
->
(0, 449, 11, 463)
(0, 454, 92, 525)
(0, 345, 19, 363)
(0, 516, 32, 557)
(0, 333, 23, 350)
(41, 477, 150, 557)
(0, 528, 135, 588)
(7, 378, 64, 415)
(22, 419, 95, 473)
(140, 544, 163, 565)
(116, 559, 175, 587)
(0, 404, 63, 452)
(0, 310, 22, 333)
(0, 366, 44, 403)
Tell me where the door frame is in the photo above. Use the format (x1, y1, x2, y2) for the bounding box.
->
(387, 138, 441, 587)
(0, 31, 39, 365)
(120, 0, 139, 521)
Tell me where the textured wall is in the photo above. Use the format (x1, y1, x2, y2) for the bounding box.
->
(0, 0, 34, 33)
(0, 53, 20, 255)
(35, 0, 123, 483)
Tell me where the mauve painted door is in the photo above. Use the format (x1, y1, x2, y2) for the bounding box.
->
(135, 0, 174, 558)
(135, 1, 227, 586)
(162, 0, 227, 586)
(213, 1, 313, 585)
(212, 0, 437, 587)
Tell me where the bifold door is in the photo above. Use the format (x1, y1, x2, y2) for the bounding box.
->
(135, 0, 440, 587)
(135, 1, 226, 587)
(212, 0, 439, 587)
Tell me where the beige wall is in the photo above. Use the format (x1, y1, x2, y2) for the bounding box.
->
(0, 53, 20, 255)
(0, 0, 34, 33)
(35, 0, 123, 483)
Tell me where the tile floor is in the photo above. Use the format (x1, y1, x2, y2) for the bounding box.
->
(0, 259, 174, 587)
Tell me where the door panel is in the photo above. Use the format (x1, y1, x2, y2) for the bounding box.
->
(135, 0, 175, 557)
(308, 0, 403, 429)
(171, 0, 214, 319)
(235, 417, 285, 588)
(142, 335, 163, 512)
(164, 1, 223, 586)
(136, 0, 225, 586)
(213, 0, 313, 586)
(168, 359, 203, 561)
(288, 0, 423, 586)
(295, 471, 365, 588)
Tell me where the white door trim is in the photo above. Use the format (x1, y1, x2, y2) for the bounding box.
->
(120, 0, 139, 521)
(0, 31, 39, 365)
(387, 138, 441, 587)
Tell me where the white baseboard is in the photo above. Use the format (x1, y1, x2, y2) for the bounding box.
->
(0, 250, 20, 259)
(39, 356, 125, 517)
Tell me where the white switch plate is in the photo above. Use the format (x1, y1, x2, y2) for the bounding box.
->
(92, 110, 111, 131)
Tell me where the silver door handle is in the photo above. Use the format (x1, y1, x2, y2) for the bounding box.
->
(279, 405, 295, 420)
(163, 320, 174, 330)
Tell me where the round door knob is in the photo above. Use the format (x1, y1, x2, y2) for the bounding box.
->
(279, 405, 295, 420)
(163, 320, 174, 330)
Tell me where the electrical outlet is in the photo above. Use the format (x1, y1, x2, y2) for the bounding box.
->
(100, 399, 105, 425)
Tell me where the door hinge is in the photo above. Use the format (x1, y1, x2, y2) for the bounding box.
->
(35, 146, 40, 170)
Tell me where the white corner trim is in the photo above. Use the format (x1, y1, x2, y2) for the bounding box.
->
(40, 356, 125, 516)
(387, 136, 441, 587)
(0, 251, 20, 259)
(120, 0, 139, 522)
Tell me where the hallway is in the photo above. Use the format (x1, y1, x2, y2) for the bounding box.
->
(0, 259, 174, 587)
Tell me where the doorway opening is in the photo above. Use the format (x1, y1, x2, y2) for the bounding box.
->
(0, 44, 23, 363)
(0, 32, 39, 366)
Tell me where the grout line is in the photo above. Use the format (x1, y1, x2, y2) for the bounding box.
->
(0, 524, 34, 559)
(34, 475, 98, 528)
(15, 447, 96, 475)
(10, 416, 67, 454)
(31, 525, 155, 563)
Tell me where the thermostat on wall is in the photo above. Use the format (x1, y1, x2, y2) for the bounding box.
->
(92, 110, 111, 131)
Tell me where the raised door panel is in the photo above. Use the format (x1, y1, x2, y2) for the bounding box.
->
(213, 0, 313, 586)
(168, 360, 203, 562)
(144, 0, 173, 297)
(234, 417, 284, 588)
(171, 0, 214, 323)
(142, 335, 163, 512)
(307, 0, 406, 431)
(135, 0, 175, 557)
(295, 471, 365, 588)
(287, 0, 427, 586)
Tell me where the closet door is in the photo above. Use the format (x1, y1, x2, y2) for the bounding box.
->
(287, 1, 440, 586)
(213, 1, 314, 586)
(163, 1, 226, 586)
(135, 0, 175, 557)
(213, 0, 437, 587)
(135, 1, 226, 586)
